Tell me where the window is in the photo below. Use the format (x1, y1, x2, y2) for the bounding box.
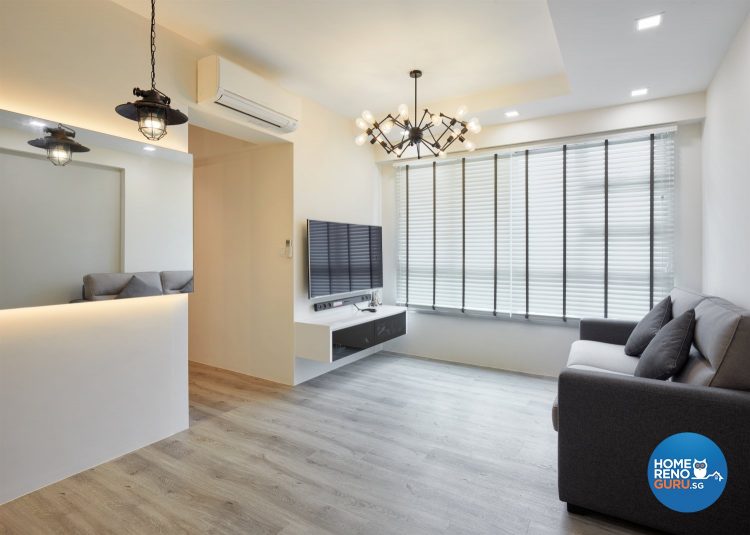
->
(395, 128, 675, 321)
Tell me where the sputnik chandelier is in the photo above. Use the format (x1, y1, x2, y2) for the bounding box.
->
(354, 70, 481, 159)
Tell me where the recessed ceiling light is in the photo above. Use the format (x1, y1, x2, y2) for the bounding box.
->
(631, 88, 649, 97)
(505, 110, 520, 118)
(637, 13, 662, 31)
(29, 120, 47, 128)
(143, 146, 156, 152)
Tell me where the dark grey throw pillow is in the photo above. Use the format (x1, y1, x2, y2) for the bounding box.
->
(180, 278, 194, 293)
(116, 275, 162, 299)
(634, 309, 695, 380)
(624, 296, 672, 356)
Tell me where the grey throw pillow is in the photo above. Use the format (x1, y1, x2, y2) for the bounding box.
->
(180, 278, 194, 293)
(634, 309, 695, 380)
(116, 275, 162, 299)
(624, 296, 672, 356)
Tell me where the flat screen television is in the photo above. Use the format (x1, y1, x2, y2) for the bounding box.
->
(307, 219, 383, 299)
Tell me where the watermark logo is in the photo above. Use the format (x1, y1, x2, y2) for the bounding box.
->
(648, 432, 727, 513)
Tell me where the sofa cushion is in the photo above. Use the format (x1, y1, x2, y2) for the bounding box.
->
(624, 296, 672, 356)
(84, 271, 162, 300)
(116, 275, 163, 299)
(161, 270, 194, 294)
(567, 340, 640, 375)
(673, 297, 750, 391)
(635, 310, 695, 380)
(180, 278, 194, 293)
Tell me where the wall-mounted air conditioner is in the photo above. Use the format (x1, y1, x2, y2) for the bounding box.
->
(197, 55, 300, 134)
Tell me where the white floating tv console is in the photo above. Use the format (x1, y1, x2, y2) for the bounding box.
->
(295, 305, 407, 363)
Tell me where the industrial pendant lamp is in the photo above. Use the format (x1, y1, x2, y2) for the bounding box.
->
(116, 0, 187, 140)
(354, 70, 481, 159)
(28, 124, 90, 166)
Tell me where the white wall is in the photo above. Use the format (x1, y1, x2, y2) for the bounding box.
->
(0, 295, 189, 505)
(290, 98, 383, 384)
(380, 98, 706, 377)
(674, 123, 703, 292)
(190, 128, 295, 384)
(702, 13, 750, 308)
(120, 154, 193, 273)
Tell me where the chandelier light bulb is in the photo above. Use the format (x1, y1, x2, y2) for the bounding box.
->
(456, 105, 468, 119)
(398, 104, 409, 120)
(431, 114, 441, 126)
(354, 133, 368, 146)
(463, 139, 476, 152)
(355, 117, 369, 130)
(467, 117, 482, 134)
(380, 119, 394, 134)
(362, 110, 375, 125)
(438, 150, 446, 158)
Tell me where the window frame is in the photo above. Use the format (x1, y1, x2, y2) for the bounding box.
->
(394, 126, 676, 322)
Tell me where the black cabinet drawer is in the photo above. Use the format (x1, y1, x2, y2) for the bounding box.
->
(332, 322, 375, 361)
(331, 312, 407, 361)
(374, 312, 407, 344)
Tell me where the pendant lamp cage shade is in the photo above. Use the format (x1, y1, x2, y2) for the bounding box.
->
(27, 124, 90, 166)
(115, 0, 187, 140)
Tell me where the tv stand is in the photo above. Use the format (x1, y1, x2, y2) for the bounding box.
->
(295, 305, 407, 363)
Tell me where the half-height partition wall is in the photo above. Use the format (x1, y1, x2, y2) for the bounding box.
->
(395, 128, 675, 321)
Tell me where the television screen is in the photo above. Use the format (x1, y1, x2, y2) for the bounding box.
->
(307, 219, 383, 299)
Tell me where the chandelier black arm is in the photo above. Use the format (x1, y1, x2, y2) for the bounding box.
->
(414, 108, 430, 128)
(433, 125, 453, 146)
(425, 125, 440, 147)
(418, 139, 440, 157)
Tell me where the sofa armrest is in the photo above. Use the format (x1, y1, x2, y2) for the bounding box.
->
(578, 317, 637, 345)
(558, 369, 750, 533)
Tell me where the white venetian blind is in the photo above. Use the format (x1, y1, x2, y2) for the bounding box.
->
(395, 128, 675, 321)
(652, 132, 676, 307)
(527, 147, 564, 317)
(405, 164, 433, 307)
(565, 141, 606, 318)
(464, 156, 495, 312)
(435, 161, 463, 309)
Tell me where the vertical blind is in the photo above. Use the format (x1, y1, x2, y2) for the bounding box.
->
(395, 128, 675, 321)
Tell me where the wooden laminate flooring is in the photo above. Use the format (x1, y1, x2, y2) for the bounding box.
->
(0, 353, 656, 535)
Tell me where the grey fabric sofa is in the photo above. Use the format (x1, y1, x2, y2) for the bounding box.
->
(161, 270, 194, 294)
(554, 288, 750, 533)
(82, 270, 193, 300)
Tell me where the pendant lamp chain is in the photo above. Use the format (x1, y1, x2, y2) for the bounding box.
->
(150, 0, 157, 90)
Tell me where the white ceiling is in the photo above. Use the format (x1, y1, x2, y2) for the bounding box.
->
(111, 0, 750, 125)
